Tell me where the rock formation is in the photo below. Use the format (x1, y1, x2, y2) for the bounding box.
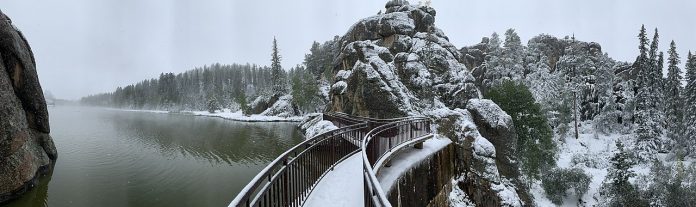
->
(329, 0, 479, 118)
(325, 1, 531, 206)
(0, 10, 57, 204)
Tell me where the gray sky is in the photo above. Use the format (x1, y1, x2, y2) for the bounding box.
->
(1, 0, 695, 100)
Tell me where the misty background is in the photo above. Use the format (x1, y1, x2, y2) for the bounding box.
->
(1, 0, 694, 100)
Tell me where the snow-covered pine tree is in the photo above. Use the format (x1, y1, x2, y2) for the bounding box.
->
(634, 25, 661, 161)
(684, 52, 696, 157)
(207, 96, 221, 113)
(482, 29, 524, 90)
(271, 37, 286, 95)
(602, 140, 647, 206)
(664, 41, 684, 152)
(502, 29, 525, 80)
(648, 29, 665, 136)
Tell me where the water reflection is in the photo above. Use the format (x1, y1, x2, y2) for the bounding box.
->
(4, 106, 303, 207)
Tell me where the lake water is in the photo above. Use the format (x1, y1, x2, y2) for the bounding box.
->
(4, 106, 304, 207)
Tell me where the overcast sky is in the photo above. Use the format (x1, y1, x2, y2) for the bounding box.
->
(1, 0, 695, 99)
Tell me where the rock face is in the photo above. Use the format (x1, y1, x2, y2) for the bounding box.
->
(326, 1, 531, 206)
(0, 10, 57, 204)
(330, 0, 479, 118)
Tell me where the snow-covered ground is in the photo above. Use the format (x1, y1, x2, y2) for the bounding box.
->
(192, 109, 304, 122)
(111, 108, 304, 122)
(303, 153, 364, 207)
(529, 122, 694, 206)
(530, 123, 625, 206)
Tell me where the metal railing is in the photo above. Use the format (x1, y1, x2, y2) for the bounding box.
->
(230, 112, 431, 207)
(230, 114, 367, 207)
(361, 117, 432, 207)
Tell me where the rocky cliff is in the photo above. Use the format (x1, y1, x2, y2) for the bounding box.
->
(325, 1, 531, 206)
(0, 10, 57, 204)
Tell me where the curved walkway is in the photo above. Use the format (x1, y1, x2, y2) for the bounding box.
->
(303, 153, 363, 207)
(229, 113, 435, 207)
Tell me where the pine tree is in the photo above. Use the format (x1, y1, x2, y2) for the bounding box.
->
(684, 52, 696, 157)
(271, 37, 286, 95)
(485, 80, 556, 179)
(634, 26, 662, 160)
(664, 41, 684, 152)
(603, 141, 647, 207)
(482, 29, 524, 90)
(207, 96, 221, 113)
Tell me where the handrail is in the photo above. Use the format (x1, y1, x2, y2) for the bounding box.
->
(331, 112, 410, 124)
(361, 117, 432, 207)
(230, 112, 430, 207)
(230, 114, 368, 207)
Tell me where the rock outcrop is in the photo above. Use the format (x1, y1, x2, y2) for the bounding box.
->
(325, 1, 531, 206)
(329, 0, 479, 118)
(0, 10, 57, 204)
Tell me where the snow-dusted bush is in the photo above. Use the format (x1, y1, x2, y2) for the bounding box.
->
(541, 168, 591, 205)
(206, 96, 221, 113)
(570, 153, 609, 169)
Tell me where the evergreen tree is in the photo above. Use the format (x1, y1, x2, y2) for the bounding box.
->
(485, 80, 556, 179)
(206, 96, 221, 113)
(482, 29, 525, 91)
(664, 41, 684, 152)
(634, 26, 662, 160)
(271, 37, 286, 94)
(236, 89, 248, 116)
(602, 141, 648, 207)
(684, 52, 696, 157)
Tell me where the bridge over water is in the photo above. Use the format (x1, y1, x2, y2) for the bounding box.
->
(229, 113, 438, 207)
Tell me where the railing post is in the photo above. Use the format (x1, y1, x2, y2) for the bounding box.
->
(283, 158, 289, 207)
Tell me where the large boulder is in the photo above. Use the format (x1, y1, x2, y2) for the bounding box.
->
(0, 10, 57, 204)
(330, 2, 478, 118)
(465, 99, 519, 179)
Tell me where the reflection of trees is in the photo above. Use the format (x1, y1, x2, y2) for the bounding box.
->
(105, 112, 303, 165)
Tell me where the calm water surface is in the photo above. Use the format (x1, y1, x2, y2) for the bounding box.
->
(4, 106, 304, 207)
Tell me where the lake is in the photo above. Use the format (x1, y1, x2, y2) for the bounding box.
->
(4, 106, 304, 207)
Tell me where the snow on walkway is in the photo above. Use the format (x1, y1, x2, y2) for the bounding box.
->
(303, 153, 364, 207)
(377, 137, 452, 192)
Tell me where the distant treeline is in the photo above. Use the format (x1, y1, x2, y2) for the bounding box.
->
(82, 63, 282, 110)
(81, 36, 339, 113)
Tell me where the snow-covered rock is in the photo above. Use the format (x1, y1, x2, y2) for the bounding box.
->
(304, 120, 338, 139)
(330, 2, 478, 118)
(466, 99, 520, 180)
(255, 95, 300, 118)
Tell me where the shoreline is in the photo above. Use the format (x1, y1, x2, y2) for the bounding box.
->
(104, 107, 305, 123)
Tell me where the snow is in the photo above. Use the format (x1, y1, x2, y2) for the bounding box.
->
(196, 108, 303, 122)
(303, 153, 364, 207)
(472, 136, 496, 158)
(113, 108, 304, 122)
(529, 122, 658, 207)
(260, 95, 297, 118)
(376, 136, 452, 192)
(335, 70, 352, 80)
(490, 181, 523, 207)
(466, 99, 513, 130)
(331, 81, 348, 94)
(448, 178, 475, 207)
(304, 120, 338, 139)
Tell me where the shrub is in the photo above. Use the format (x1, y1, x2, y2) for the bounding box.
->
(541, 168, 592, 205)
(206, 96, 221, 113)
